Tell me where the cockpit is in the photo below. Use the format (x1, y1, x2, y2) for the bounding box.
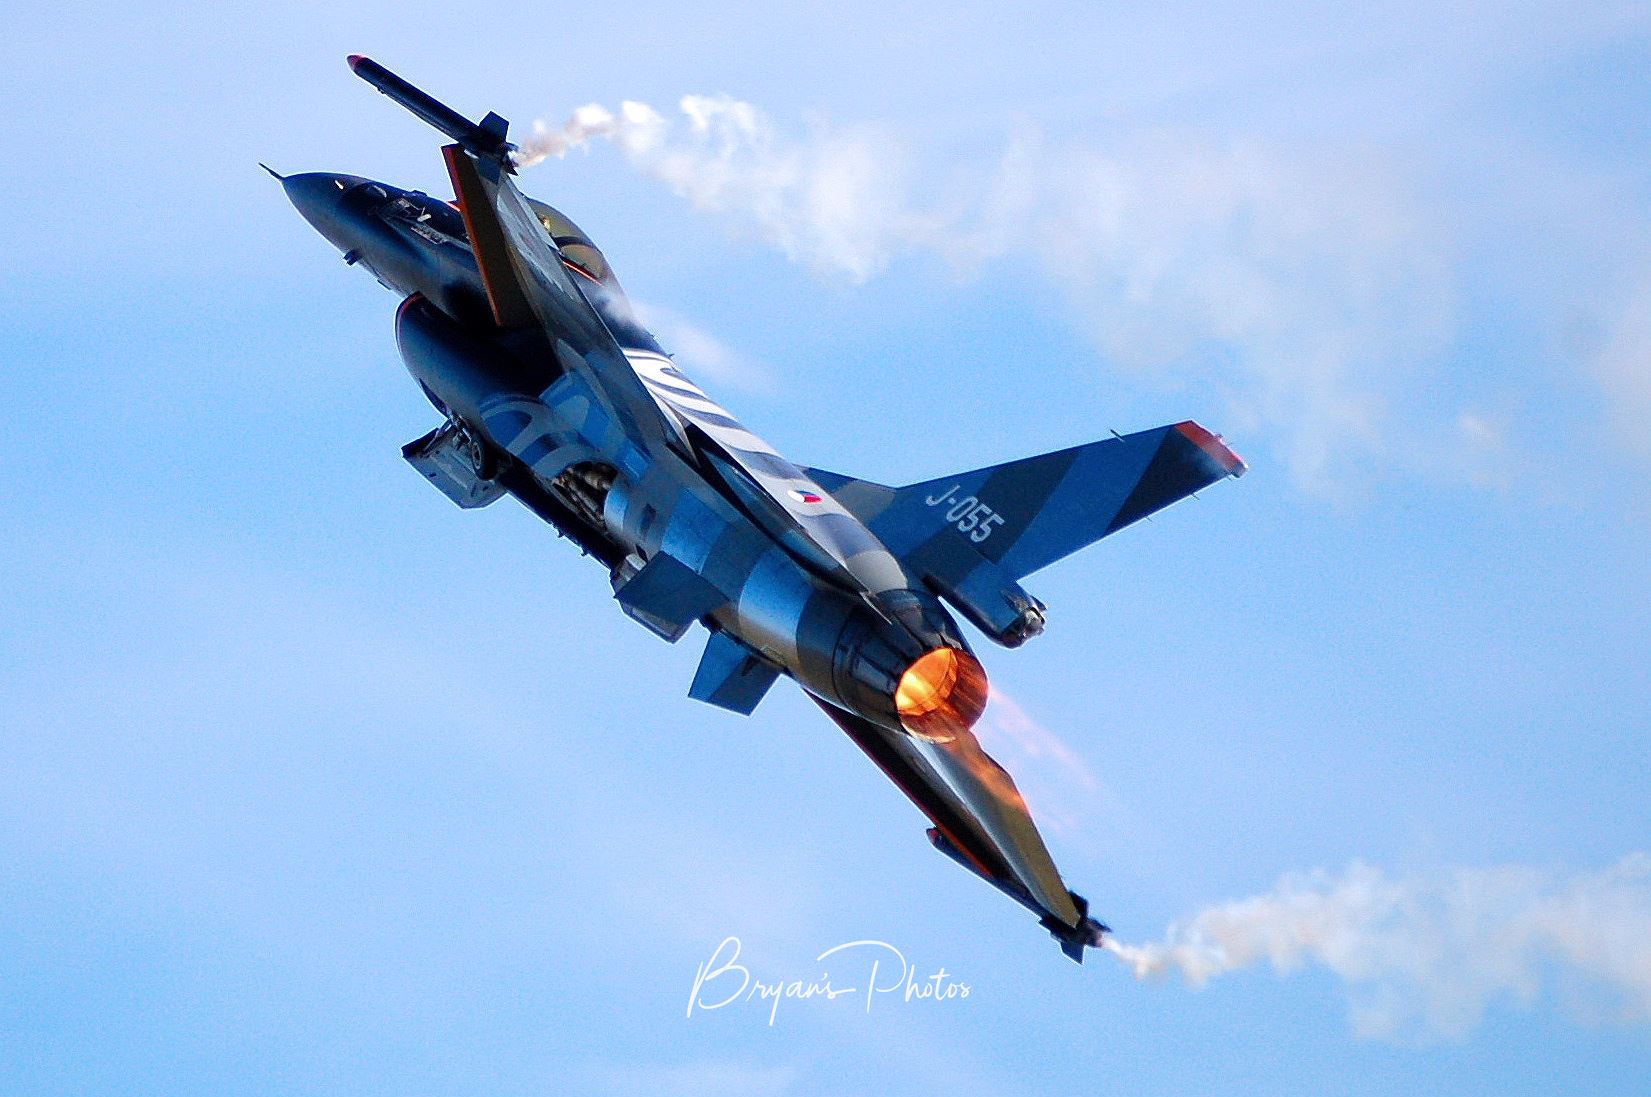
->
(524, 198, 657, 349)
(353, 179, 618, 289)
(377, 187, 468, 243)
(335, 176, 654, 347)
(523, 199, 617, 289)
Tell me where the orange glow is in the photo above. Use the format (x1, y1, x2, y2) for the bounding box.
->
(896, 648, 959, 718)
(897, 648, 988, 742)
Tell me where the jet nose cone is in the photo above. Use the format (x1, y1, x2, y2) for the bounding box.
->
(281, 172, 346, 215)
(280, 172, 371, 248)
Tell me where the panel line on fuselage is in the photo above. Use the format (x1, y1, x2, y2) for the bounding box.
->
(623, 350, 909, 596)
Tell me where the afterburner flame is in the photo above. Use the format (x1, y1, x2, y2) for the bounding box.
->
(897, 647, 988, 742)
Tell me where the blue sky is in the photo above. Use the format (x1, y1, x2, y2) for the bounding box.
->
(3, 3, 1649, 1094)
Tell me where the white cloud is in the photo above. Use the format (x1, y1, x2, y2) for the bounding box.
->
(1595, 280, 1651, 458)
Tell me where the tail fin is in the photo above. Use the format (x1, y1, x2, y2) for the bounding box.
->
(809, 421, 1244, 641)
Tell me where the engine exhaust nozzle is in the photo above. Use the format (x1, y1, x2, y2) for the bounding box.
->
(896, 647, 988, 743)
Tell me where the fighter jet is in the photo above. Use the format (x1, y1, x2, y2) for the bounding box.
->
(277, 56, 1246, 962)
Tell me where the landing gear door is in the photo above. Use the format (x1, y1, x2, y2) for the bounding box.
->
(403, 421, 505, 509)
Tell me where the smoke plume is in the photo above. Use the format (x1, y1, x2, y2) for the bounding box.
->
(1104, 855, 1651, 1039)
(517, 95, 1466, 493)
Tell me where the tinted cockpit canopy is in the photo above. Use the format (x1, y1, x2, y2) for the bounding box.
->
(524, 198, 619, 292)
(523, 197, 660, 350)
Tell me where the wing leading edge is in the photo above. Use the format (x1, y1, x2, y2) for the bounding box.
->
(441, 145, 675, 451)
(810, 697, 1107, 962)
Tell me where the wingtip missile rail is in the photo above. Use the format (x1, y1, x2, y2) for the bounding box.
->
(347, 54, 517, 169)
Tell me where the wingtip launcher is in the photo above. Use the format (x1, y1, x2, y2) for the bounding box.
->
(347, 54, 517, 171)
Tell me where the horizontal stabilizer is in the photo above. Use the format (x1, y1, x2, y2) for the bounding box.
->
(689, 631, 780, 715)
(612, 552, 727, 642)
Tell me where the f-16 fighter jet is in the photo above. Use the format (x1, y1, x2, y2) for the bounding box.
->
(277, 56, 1246, 962)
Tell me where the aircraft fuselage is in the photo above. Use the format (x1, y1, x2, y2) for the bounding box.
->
(278, 59, 1237, 959)
(284, 171, 983, 741)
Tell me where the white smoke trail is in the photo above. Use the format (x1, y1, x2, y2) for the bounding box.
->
(516, 95, 1465, 493)
(518, 95, 928, 283)
(1105, 854, 1651, 1039)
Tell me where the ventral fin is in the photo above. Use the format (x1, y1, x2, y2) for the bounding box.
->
(689, 631, 780, 715)
(612, 552, 726, 642)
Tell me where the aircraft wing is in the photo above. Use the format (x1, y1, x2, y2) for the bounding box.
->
(352, 55, 674, 452)
(442, 147, 675, 451)
(811, 421, 1246, 585)
(810, 696, 1106, 961)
